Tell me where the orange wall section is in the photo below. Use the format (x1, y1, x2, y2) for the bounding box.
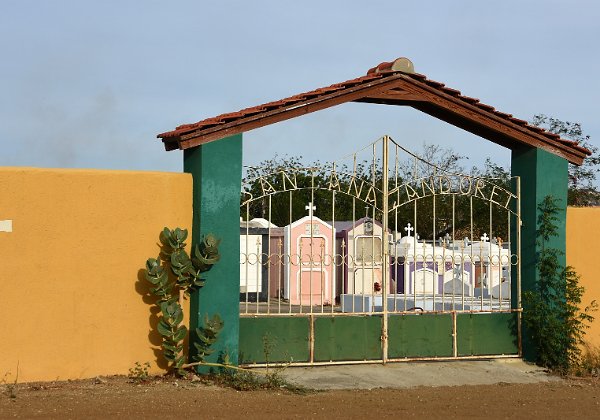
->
(3, 169, 599, 383)
(0, 167, 192, 383)
(566, 207, 600, 348)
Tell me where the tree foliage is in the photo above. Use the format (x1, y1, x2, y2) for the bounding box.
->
(243, 114, 598, 241)
(242, 145, 513, 242)
(242, 155, 376, 227)
(531, 114, 600, 206)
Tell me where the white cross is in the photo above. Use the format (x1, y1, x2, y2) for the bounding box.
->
(480, 233, 489, 243)
(404, 223, 414, 236)
(305, 202, 316, 218)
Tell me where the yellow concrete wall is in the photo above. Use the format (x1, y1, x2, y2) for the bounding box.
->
(566, 207, 600, 348)
(0, 167, 192, 382)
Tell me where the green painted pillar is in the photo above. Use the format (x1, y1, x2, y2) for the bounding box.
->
(184, 134, 243, 368)
(511, 146, 568, 361)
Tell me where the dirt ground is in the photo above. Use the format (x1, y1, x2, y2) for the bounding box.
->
(1, 375, 599, 419)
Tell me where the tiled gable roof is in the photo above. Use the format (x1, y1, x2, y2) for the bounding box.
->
(158, 58, 590, 164)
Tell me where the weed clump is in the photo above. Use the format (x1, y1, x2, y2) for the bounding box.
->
(575, 344, 600, 377)
(128, 362, 151, 383)
(201, 368, 308, 394)
(523, 196, 597, 374)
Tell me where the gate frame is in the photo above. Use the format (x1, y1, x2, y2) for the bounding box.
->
(158, 58, 586, 367)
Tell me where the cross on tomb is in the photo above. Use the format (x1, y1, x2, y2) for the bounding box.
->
(444, 233, 451, 244)
(480, 233, 489, 243)
(404, 223, 414, 236)
(305, 202, 316, 218)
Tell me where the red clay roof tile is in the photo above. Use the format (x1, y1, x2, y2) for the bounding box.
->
(411, 73, 428, 80)
(459, 96, 480, 104)
(476, 103, 495, 112)
(441, 87, 461, 95)
(509, 117, 528, 125)
(367, 61, 394, 74)
(495, 111, 513, 119)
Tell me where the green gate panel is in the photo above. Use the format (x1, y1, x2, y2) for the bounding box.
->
(456, 313, 518, 356)
(388, 314, 453, 358)
(314, 316, 382, 362)
(239, 317, 310, 364)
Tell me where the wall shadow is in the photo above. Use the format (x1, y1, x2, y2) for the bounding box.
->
(136, 260, 169, 370)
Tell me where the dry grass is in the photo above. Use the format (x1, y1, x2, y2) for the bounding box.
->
(578, 343, 600, 376)
(572, 343, 600, 378)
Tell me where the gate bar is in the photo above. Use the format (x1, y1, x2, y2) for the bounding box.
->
(516, 176, 523, 356)
(238, 308, 522, 317)
(452, 310, 458, 357)
(309, 314, 315, 364)
(381, 135, 389, 363)
(242, 354, 521, 369)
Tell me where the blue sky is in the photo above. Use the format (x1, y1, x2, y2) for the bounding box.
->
(1, 1, 598, 173)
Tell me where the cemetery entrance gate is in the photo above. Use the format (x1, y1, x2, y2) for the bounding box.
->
(239, 136, 521, 366)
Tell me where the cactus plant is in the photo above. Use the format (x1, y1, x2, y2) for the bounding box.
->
(144, 227, 221, 375)
(145, 257, 172, 301)
(158, 301, 188, 373)
(193, 313, 224, 364)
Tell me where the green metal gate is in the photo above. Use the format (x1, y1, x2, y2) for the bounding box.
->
(239, 136, 521, 366)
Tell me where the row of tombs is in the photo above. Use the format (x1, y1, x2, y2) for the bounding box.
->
(240, 205, 513, 313)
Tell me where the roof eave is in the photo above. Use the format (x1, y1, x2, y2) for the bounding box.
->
(387, 74, 589, 165)
(158, 74, 408, 151)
